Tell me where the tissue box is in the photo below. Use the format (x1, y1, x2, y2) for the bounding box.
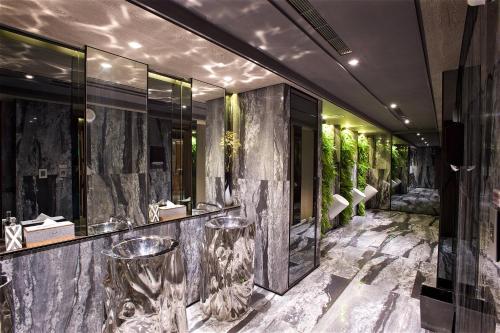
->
(24, 221, 75, 247)
(159, 205, 187, 221)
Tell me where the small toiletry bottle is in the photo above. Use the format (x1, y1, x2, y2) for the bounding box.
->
(4, 211, 22, 251)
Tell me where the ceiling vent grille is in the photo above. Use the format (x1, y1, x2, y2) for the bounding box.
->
(287, 0, 352, 55)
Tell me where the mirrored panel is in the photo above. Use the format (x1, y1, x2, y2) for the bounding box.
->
(147, 72, 193, 221)
(391, 140, 441, 216)
(191, 80, 225, 213)
(0, 29, 85, 249)
(289, 88, 319, 286)
(85, 47, 148, 232)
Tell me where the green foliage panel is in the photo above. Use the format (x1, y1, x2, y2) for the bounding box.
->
(340, 128, 356, 225)
(357, 134, 369, 215)
(321, 124, 336, 234)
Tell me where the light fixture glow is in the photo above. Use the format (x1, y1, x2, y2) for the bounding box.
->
(417, 133, 420, 136)
(348, 58, 359, 66)
(182, 105, 187, 109)
(390, 103, 397, 109)
(421, 137, 424, 141)
(128, 41, 142, 49)
(101, 62, 112, 69)
(404, 119, 410, 124)
(223, 76, 232, 82)
(25, 74, 34, 79)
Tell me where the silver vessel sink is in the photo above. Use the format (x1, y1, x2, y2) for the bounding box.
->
(192, 202, 222, 215)
(205, 216, 253, 229)
(110, 236, 178, 259)
(88, 217, 133, 235)
(103, 235, 187, 332)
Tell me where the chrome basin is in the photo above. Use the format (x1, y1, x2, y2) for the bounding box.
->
(88, 217, 133, 235)
(110, 236, 178, 259)
(205, 216, 253, 230)
(192, 202, 222, 215)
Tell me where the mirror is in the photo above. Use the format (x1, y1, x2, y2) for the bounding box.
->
(191, 80, 225, 213)
(391, 142, 441, 216)
(0, 29, 227, 253)
(0, 29, 85, 249)
(85, 47, 148, 232)
(289, 88, 319, 285)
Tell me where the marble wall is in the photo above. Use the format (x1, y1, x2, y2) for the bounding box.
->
(0, 99, 75, 221)
(0, 209, 236, 332)
(86, 105, 147, 226)
(205, 98, 225, 206)
(148, 116, 172, 203)
(233, 84, 291, 294)
(365, 134, 391, 210)
(409, 147, 441, 189)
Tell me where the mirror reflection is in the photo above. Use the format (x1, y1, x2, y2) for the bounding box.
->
(0, 29, 227, 253)
(191, 80, 225, 214)
(0, 29, 85, 249)
(391, 139, 441, 215)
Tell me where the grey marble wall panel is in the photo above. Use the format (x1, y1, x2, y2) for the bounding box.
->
(15, 99, 74, 221)
(87, 173, 147, 226)
(205, 98, 224, 205)
(365, 134, 391, 210)
(0, 210, 227, 332)
(409, 147, 441, 189)
(234, 84, 290, 294)
(86, 105, 147, 226)
(148, 116, 172, 202)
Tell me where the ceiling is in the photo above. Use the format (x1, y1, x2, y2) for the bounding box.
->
(322, 100, 386, 135)
(0, 0, 285, 94)
(0, 0, 451, 147)
(145, 0, 441, 146)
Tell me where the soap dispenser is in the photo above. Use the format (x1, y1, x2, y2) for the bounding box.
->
(4, 211, 22, 251)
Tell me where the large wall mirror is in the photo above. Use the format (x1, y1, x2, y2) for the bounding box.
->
(0, 29, 226, 254)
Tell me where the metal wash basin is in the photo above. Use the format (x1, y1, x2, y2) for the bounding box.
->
(88, 217, 133, 235)
(192, 202, 222, 216)
(201, 216, 256, 321)
(102, 236, 187, 332)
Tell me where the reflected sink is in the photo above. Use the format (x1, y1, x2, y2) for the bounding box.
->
(192, 202, 222, 215)
(110, 236, 178, 259)
(205, 216, 253, 230)
(88, 217, 132, 235)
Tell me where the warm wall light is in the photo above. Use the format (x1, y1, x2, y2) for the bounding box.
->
(25, 74, 34, 79)
(348, 58, 359, 66)
(128, 41, 142, 49)
(404, 119, 410, 124)
(390, 103, 397, 109)
(101, 62, 112, 69)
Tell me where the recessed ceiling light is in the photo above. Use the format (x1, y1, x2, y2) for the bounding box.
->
(417, 133, 420, 136)
(404, 119, 410, 124)
(421, 137, 424, 141)
(101, 62, 112, 69)
(348, 58, 359, 66)
(128, 41, 142, 49)
(223, 76, 232, 82)
(182, 105, 187, 109)
(390, 103, 397, 109)
(25, 74, 34, 79)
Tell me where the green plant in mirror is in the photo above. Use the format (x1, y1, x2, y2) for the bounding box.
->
(391, 145, 408, 179)
(321, 124, 336, 234)
(357, 134, 369, 216)
(340, 128, 355, 225)
(220, 131, 241, 174)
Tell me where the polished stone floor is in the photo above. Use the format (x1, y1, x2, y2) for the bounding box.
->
(187, 210, 440, 333)
(391, 187, 440, 215)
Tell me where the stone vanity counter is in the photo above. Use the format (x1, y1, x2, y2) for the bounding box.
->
(0, 206, 240, 333)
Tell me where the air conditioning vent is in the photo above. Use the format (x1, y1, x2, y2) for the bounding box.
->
(288, 0, 352, 55)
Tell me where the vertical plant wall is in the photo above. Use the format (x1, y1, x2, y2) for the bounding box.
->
(321, 124, 336, 233)
(357, 134, 369, 215)
(340, 128, 356, 224)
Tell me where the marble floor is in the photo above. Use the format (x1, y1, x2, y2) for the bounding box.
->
(391, 188, 440, 216)
(187, 210, 441, 333)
